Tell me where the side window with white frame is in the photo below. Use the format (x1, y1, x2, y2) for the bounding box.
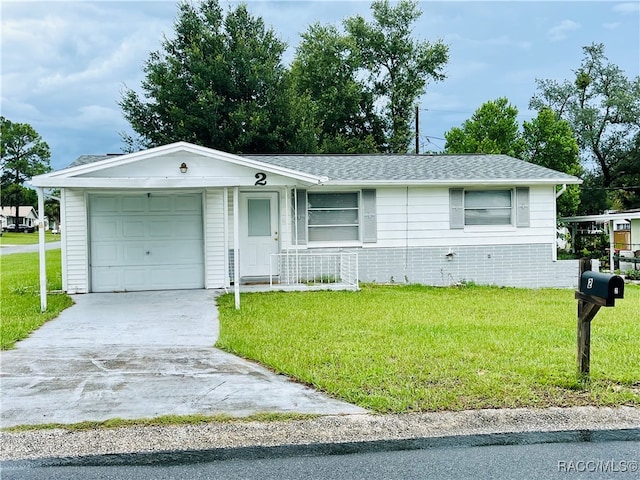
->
(465, 189, 513, 225)
(450, 188, 529, 228)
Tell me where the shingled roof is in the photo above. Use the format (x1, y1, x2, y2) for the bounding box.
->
(64, 148, 580, 185)
(243, 153, 580, 185)
(69, 154, 121, 167)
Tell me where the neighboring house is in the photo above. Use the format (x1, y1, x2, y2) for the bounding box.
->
(31, 142, 581, 294)
(562, 209, 640, 271)
(0, 206, 40, 228)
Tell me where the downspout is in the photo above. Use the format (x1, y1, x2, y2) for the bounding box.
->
(36, 187, 47, 311)
(555, 184, 567, 199)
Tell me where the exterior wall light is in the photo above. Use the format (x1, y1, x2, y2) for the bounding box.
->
(179, 162, 188, 173)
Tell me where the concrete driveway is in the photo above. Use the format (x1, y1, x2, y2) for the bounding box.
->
(0, 290, 365, 428)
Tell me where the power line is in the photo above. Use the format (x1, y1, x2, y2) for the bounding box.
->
(581, 186, 640, 190)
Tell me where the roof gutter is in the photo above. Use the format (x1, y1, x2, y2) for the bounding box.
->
(320, 178, 582, 187)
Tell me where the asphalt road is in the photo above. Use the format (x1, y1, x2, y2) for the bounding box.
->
(0, 241, 61, 255)
(2, 436, 638, 480)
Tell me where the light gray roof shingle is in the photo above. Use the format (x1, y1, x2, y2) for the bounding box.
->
(65, 150, 579, 184)
(242, 153, 579, 183)
(69, 154, 121, 167)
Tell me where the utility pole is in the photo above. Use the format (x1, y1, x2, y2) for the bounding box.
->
(415, 105, 419, 154)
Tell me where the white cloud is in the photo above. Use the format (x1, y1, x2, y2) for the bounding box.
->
(603, 22, 621, 30)
(547, 19, 581, 42)
(612, 3, 640, 14)
(75, 105, 125, 128)
(0, 96, 44, 120)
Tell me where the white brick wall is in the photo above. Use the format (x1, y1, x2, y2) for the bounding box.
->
(285, 244, 578, 289)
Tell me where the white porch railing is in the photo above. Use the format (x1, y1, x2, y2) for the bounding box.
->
(269, 252, 359, 290)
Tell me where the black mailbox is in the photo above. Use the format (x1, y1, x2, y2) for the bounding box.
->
(579, 271, 625, 306)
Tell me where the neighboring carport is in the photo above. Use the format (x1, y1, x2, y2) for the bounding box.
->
(561, 210, 640, 271)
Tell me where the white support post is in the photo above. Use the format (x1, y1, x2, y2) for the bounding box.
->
(609, 219, 615, 272)
(36, 187, 47, 311)
(233, 187, 240, 309)
(223, 188, 229, 288)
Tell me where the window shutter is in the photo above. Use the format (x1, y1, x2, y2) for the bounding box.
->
(516, 187, 530, 227)
(292, 189, 307, 245)
(362, 189, 377, 243)
(449, 188, 464, 229)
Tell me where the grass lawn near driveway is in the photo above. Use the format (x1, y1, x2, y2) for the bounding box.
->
(217, 284, 640, 413)
(1, 249, 73, 349)
(0, 231, 60, 245)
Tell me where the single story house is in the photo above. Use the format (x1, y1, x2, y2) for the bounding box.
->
(31, 142, 581, 307)
(1, 206, 39, 229)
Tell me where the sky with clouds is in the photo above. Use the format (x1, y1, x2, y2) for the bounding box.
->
(1, 0, 639, 171)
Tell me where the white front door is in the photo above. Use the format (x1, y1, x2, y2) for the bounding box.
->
(239, 192, 279, 278)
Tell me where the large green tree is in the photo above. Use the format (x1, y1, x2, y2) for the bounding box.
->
(291, 23, 385, 153)
(344, 0, 449, 153)
(444, 101, 582, 217)
(530, 43, 640, 211)
(444, 97, 524, 156)
(521, 107, 582, 216)
(0, 116, 51, 226)
(120, 0, 317, 153)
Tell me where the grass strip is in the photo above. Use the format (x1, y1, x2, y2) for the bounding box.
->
(1, 249, 73, 349)
(3, 413, 320, 432)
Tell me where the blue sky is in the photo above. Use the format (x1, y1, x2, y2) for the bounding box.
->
(1, 0, 639, 171)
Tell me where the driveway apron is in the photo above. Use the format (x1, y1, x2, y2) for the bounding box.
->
(0, 290, 365, 428)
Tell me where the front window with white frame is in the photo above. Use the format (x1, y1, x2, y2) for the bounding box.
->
(307, 192, 359, 241)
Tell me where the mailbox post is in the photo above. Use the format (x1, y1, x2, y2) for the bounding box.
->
(575, 258, 625, 377)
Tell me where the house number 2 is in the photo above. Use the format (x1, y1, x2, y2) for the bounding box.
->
(254, 172, 267, 186)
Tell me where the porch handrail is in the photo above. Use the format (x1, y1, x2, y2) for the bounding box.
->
(269, 252, 359, 289)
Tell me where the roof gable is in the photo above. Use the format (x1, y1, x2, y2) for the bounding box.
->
(31, 142, 327, 188)
(1, 206, 38, 218)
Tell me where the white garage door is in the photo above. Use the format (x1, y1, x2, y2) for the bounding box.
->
(89, 193, 204, 292)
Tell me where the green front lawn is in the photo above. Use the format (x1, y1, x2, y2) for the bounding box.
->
(217, 284, 640, 412)
(1, 250, 73, 349)
(0, 231, 60, 245)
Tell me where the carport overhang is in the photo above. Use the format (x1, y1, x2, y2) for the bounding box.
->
(561, 211, 640, 270)
(32, 142, 328, 311)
